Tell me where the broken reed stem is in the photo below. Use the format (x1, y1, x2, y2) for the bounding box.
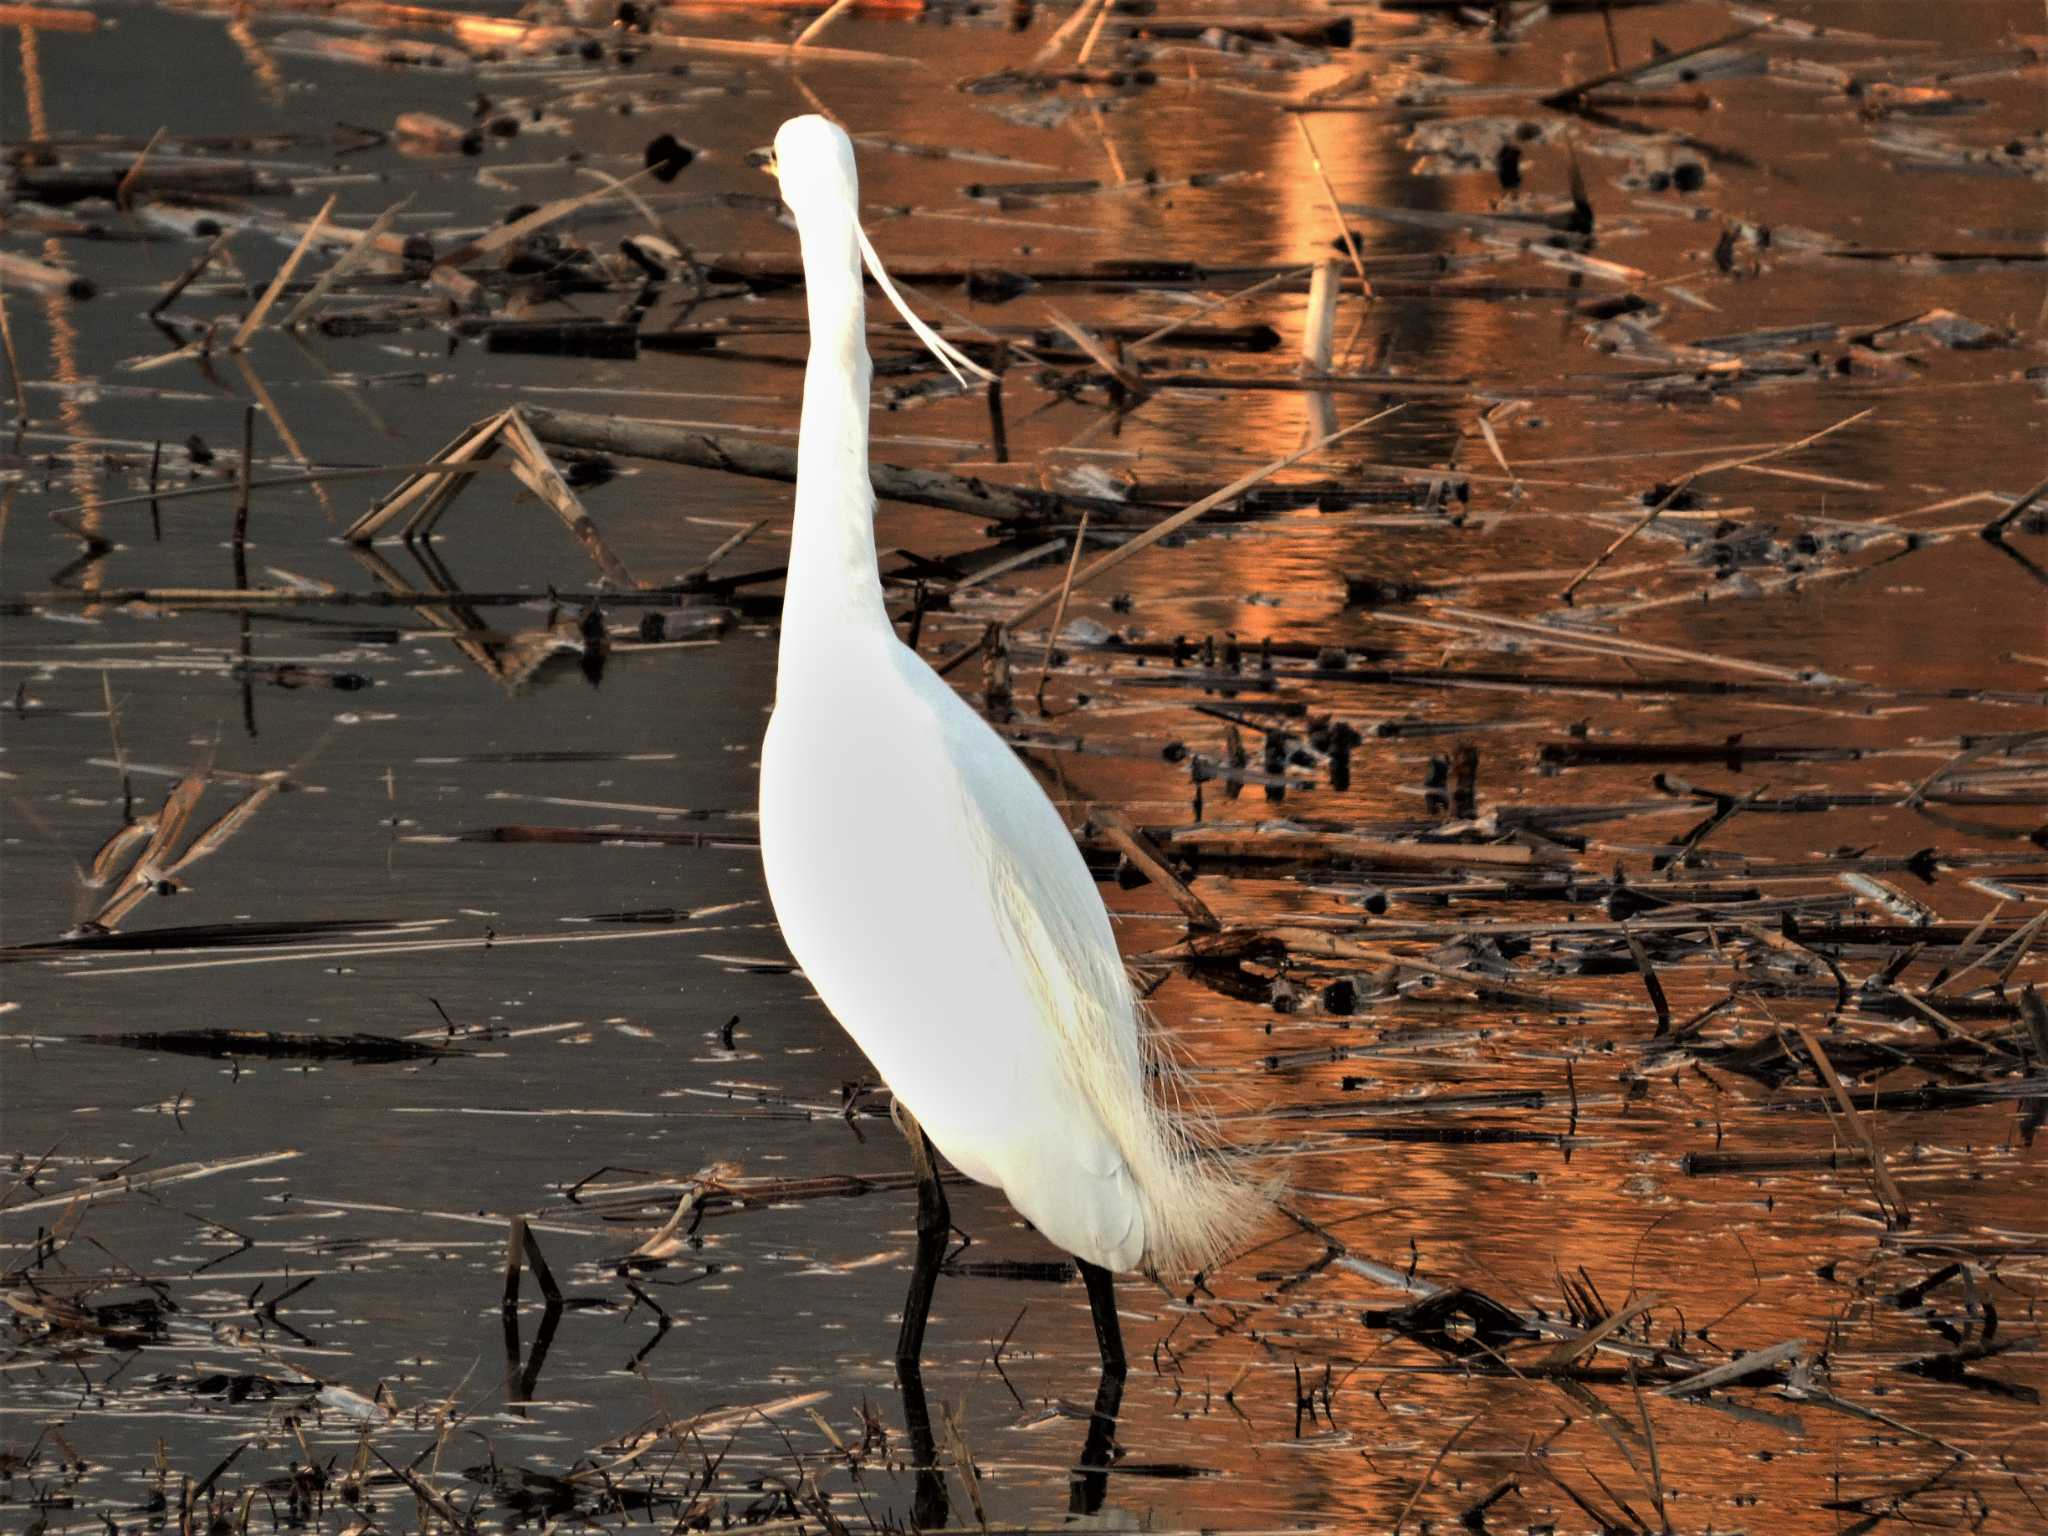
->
(44, 459, 512, 525)
(1557, 408, 1876, 601)
(1044, 308, 1145, 395)
(1035, 0, 1108, 63)
(115, 125, 166, 211)
(1630, 1367, 1671, 1536)
(279, 196, 410, 331)
(940, 404, 1401, 675)
(1792, 1025, 1910, 1229)
(1542, 1294, 1660, 1367)
(441, 166, 659, 268)
(1542, 21, 1765, 107)
(149, 229, 227, 320)
(502, 1214, 527, 1314)
(1128, 267, 1305, 353)
(233, 405, 254, 585)
(1292, 116, 1373, 303)
(1933, 907, 2048, 996)
(0, 285, 25, 425)
(790, 0, 858, 49)
(1034, 509, 1090, 700)
(1979, 474, 2048, 541)
(1394, 1413, 1480, 1533)
(230, 193, 335, 350)
(1075, 0, 1117, 66)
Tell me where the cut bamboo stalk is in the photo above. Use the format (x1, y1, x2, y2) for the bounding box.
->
(1300, 259, 1339, 375)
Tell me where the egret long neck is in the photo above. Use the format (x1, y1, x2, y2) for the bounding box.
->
(785, 214, 887, 642)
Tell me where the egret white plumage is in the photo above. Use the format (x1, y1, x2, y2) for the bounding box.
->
(756, 115, 1275, 1375)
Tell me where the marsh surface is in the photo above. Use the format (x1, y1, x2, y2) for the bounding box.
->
(2, 1, 2044, 1531)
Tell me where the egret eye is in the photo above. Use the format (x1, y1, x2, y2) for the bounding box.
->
(746, 146, 778, 177)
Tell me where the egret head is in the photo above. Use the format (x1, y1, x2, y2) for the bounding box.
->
(761, 114, 998, 390)
(768, 114, 860, 225)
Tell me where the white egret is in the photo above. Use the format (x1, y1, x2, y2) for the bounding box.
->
(756, 115, 1274, 1376)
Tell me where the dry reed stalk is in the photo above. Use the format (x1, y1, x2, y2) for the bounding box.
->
(114, 125, 165, 210)
(1543, 22, 1765, 106)
(1543, 1294, 1661, 1366)
(1292, 116, 1373, 302)
(790, 0, 857, 47)
(232, 404, 254, 563)
(1128, 267, 1305, 352)
(0, 287, 25, 424)
(1654, 1337, 1803, 1396)
(229, 194, 335, 350)
(1557, 408, 1875, 600)
(1036, 0, 1109, 63)
(440, 169, 659, 268)
(1980, 474, 2048, 540)
(0, 1150, 303, 1217)
(42, 459, 512, 524)
(646, 30, 914, 66)
(148, 230, 227, 319)
(1032, 510, 1090, 698)
(1043, 307, 1145, 394)
(278, 196, 410, 330)
(1793, 1025, 1910, 1228)
(1393, 1414, 1480, 1533)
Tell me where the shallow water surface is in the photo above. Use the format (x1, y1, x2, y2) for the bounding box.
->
(2, 1, 2045, 1532)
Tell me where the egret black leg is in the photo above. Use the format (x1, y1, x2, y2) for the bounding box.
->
(1068, 1362, 1126, 1517)
(894, 1355, 950, 1531)
(1078, 1259, 1126, 1375)
(892, 1102, 951, 1366)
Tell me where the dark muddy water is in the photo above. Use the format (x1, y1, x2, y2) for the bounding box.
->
(3, 1, 2045, 1532)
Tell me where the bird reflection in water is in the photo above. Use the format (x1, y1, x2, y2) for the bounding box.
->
(893, 1352, 1129, 1529)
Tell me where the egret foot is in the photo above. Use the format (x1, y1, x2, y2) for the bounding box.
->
(1079, 1258, 1126, 1375)
(892, 1102, 951, 1366)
